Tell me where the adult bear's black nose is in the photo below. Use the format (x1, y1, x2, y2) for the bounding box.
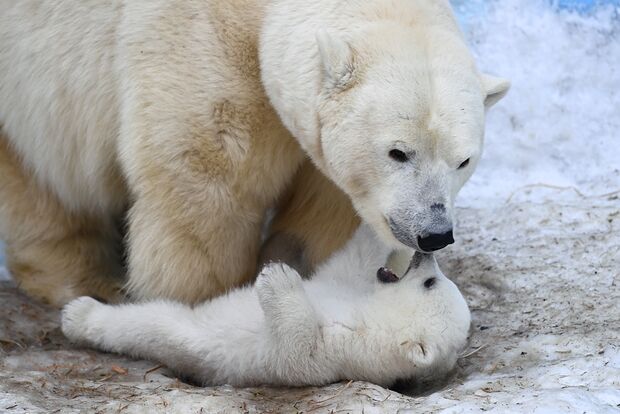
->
(417, 230, 454, 252)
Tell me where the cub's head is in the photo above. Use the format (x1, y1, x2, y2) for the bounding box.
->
(377, 252, 469, 321)
(313, 25, 509, 251)
(374, 251, 471, 381)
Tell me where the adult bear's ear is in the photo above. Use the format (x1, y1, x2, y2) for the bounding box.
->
(316, 30, 356, 91)
(481, 74, 510, 108)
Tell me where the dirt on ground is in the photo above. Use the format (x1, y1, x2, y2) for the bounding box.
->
(1, 192, 619, 413)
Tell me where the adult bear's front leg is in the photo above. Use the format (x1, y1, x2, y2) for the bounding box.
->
(119, 103, 302, 303)
(119, 101, 272, 303)
(115, 12, 304, 303)
(124, 184, 263, 303)
(263, 161, 361, 276)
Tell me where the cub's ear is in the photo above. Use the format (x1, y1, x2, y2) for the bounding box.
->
(481, 74, 510, 108)
(316, 30, 356, 90)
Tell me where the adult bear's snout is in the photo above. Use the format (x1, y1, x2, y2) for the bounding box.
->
(389, 214, 454, 252)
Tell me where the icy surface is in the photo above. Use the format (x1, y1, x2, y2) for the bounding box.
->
(0, 241, 5, 278)
(2, 200, 618, 413)
(1, 1, 619, 413)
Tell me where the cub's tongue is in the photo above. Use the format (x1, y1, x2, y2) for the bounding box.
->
(376, 267, 400, 283)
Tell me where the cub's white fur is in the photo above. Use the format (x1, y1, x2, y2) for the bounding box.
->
(62, 225, 471, 387)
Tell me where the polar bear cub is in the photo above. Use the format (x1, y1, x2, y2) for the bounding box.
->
(62, 225, 470, 387)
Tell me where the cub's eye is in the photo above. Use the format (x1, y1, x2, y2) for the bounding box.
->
(389, 149, 409, 163)
(424, 277, 436, 289)
(458, 158, 470, 169)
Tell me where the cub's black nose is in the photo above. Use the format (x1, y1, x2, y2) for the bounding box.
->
(417, 230, 454, 252)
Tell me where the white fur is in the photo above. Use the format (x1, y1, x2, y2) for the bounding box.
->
(0, 0, 509, 229)
(261, 0, 510, 248)
(62, 225, 471, 387)
(1, 0, 509, 303)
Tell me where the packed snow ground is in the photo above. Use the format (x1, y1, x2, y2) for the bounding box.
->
(1, 1, 619, 412)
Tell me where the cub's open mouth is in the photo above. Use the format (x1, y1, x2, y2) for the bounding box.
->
(376, 267, 400, 283)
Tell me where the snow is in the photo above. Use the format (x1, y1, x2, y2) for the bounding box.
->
(1, 1, 619, 413)
(0, 268, 9, 282)
(455, 0, 620, 207)
(0, 242, 6, 281)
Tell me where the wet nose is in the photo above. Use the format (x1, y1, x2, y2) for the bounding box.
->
(417, 230, 454, 252)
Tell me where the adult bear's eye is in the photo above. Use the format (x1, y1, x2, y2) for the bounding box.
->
(458, 158, 470, 169)
(389, 149, 409, 163)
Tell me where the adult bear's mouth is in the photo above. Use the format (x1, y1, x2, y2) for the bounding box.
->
(387, 217, 420, 250)
(388, 217, 454, 252)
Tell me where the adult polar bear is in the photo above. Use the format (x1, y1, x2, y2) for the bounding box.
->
(0, 0, 508, 306)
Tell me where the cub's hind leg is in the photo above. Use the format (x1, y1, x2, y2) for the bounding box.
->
(62, 297, 215, 383)
(0, 136, 125, 306)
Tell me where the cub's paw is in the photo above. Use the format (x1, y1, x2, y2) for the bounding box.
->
(61, 296, 102, 343)
(256, 263, 304, 310)
(256, 263, 303, 295)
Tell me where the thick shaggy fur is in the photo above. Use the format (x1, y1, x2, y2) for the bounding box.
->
(62, 225, 471, 387)
(0, 0, 508, 305)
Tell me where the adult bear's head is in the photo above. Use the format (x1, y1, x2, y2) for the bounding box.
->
(260, 1, 509, 251)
